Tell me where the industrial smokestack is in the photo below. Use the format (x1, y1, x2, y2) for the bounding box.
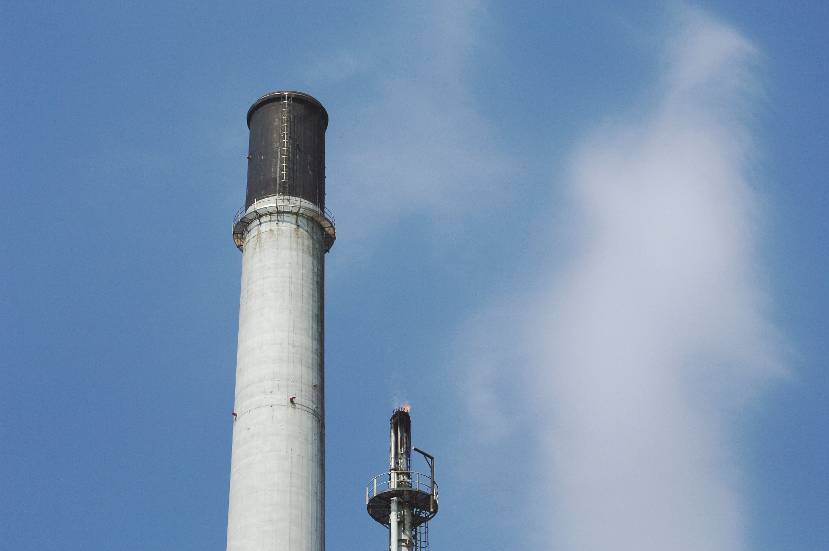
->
(227, 91, 335, 551)
(390, 408, 412, 474)
(367, 408, 439, 551)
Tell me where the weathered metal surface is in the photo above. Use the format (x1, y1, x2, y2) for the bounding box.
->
(390, 409, 412, 472)
(245, 91, 328, 210)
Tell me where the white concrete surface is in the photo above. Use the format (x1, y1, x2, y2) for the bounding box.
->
(227, 200, 332, 551)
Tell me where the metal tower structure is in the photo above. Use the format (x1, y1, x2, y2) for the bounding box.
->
(366, 408, 439, 551)
(226, 91, 335, 551)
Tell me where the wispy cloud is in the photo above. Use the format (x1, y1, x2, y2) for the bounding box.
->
(324, 0, 508, 245)
(464, 7, 783, 550)
(305, 50, 371, 84)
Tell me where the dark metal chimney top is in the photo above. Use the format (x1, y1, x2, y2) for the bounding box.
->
(244, 90, 328, 210)
(247, 91, 328, 128)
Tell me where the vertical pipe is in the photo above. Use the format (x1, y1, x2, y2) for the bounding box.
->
(401, 507, 414, 549)
(390, 497, 400, 551)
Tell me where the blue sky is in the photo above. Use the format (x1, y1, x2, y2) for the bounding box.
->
(2, 2, 827, 550)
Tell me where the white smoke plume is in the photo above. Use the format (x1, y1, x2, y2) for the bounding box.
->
(465, 8, 784, 551)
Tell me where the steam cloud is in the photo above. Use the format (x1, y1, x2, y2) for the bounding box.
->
(466, 9, 783, 551)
